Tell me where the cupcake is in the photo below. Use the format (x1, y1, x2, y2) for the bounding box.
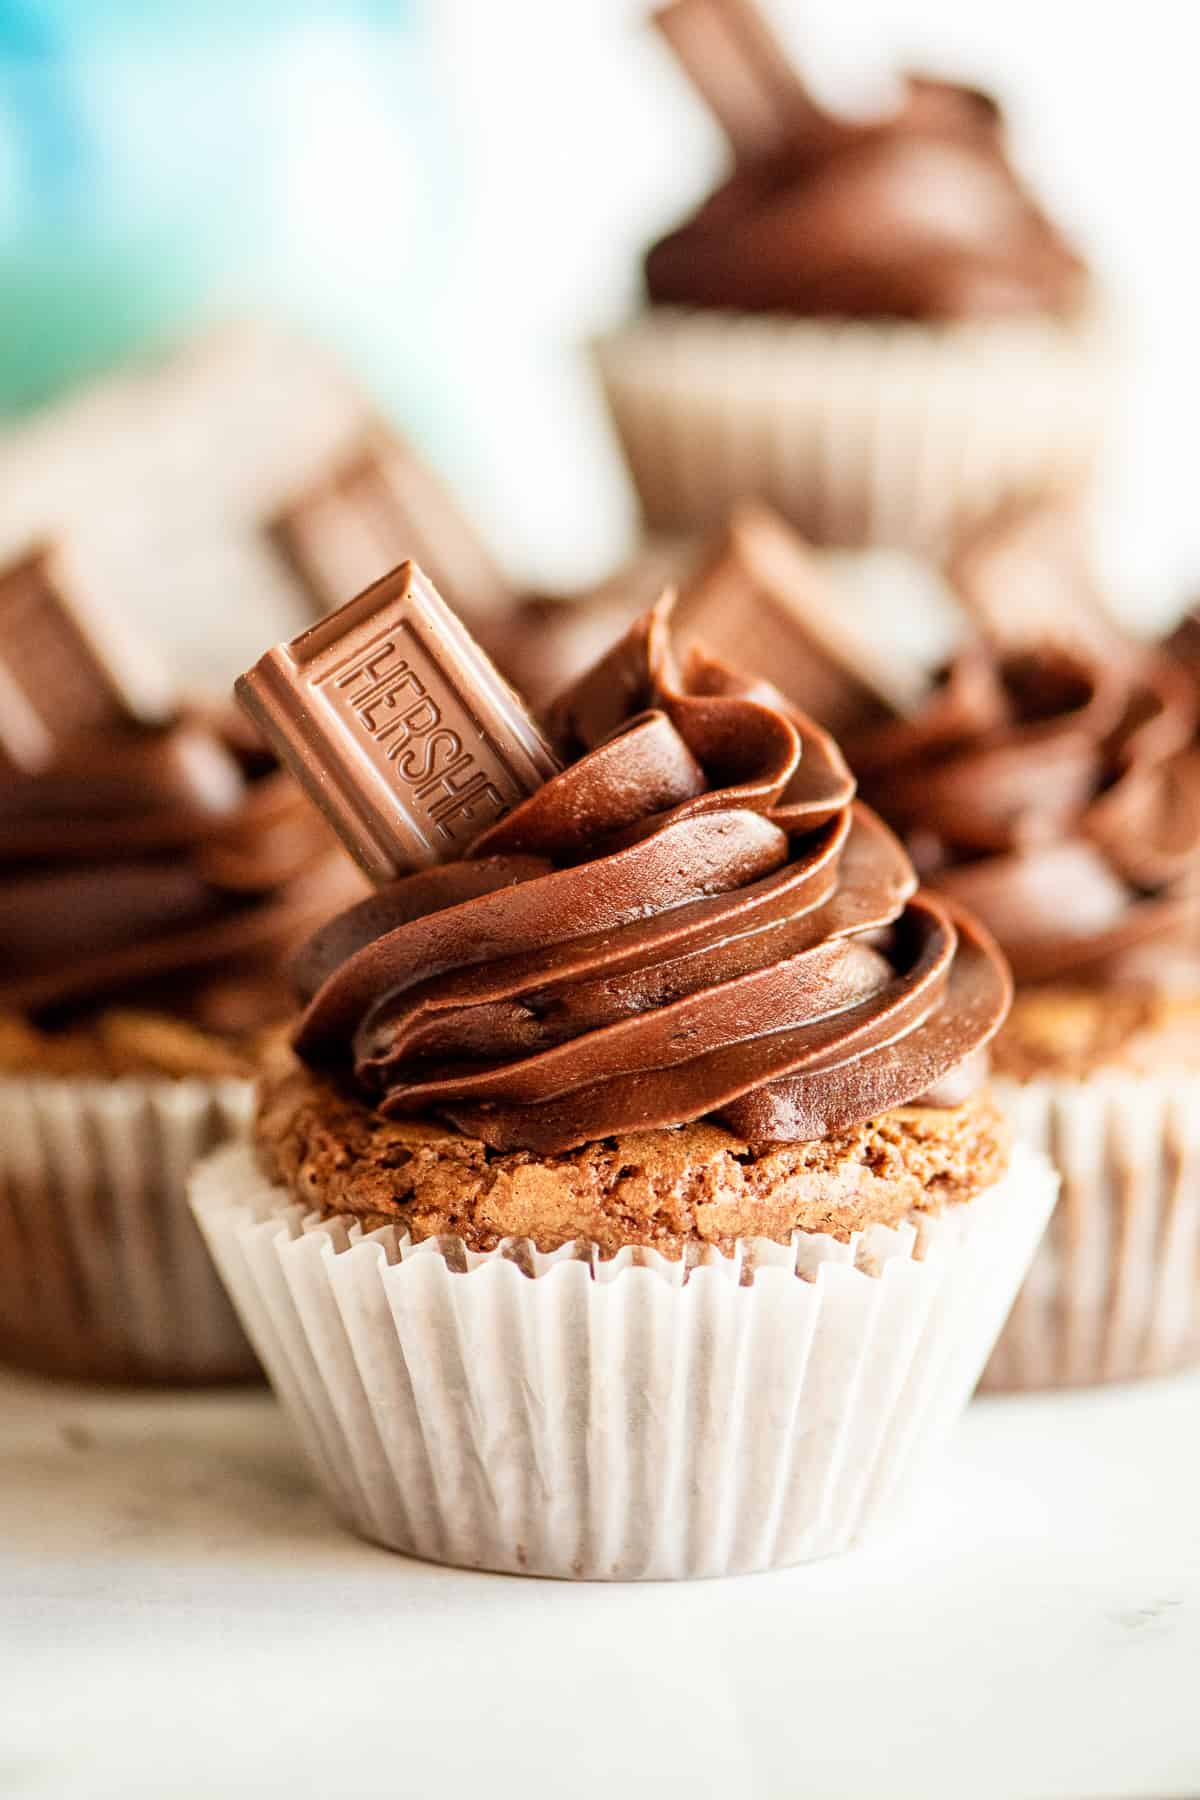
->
(839, 518, 1200, 1389)
(595, 0, 1112, 554)
(192, 569, 1054, 1578)
(0, 545, 363, 1383)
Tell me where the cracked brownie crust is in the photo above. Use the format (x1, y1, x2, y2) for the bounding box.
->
(256, 1045, 1012, 1258)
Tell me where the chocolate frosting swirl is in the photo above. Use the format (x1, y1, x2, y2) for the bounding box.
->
(852, 644, 1200, 985)
(292, 604, 1010, 1154)
(0, 702, 363, 1032)
(645, 75, 1086, 322)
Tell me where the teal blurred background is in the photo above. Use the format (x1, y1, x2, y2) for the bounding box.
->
(0, 0, 456, 429)
(0, 0, 1193, 607)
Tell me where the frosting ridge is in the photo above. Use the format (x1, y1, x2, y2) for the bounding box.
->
(293, 603, 1010, 1152)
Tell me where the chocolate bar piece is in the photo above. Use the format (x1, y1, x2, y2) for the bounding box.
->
(949, 496, 1132, 663)
(237, 562, 560, 882)
(268, 429, 513, 628)
(0, 544, 173, 772)
(672, 503, 924, 735)
(652, 0, 826, 162)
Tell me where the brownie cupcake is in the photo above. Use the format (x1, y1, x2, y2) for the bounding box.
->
(0, 546, 363, 1383)
(841, 523, 1200, 1388)
(595, 0, 1111, 554)
(192, 568, 1054, 1578)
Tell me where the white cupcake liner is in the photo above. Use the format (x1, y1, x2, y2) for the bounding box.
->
(983, 1073, 1200, 1390)
(191, 1140, 1055, 1579)
(594, 306, 1117, 554)
(0, 1076, 257, 1383)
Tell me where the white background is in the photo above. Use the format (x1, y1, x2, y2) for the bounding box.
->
(429, 0, 1196, 627)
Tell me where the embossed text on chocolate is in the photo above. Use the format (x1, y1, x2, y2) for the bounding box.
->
(236, 560, 559, 882)
(320, 625, 508, 845)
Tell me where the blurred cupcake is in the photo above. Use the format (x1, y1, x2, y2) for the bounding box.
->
(0, 544, 363, 1383)
(192, 579, 1054, 1579)
(596, 0, 1112, 554)
(842, 510, 1200, 1388)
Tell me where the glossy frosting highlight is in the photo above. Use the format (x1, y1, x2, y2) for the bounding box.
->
(292, 603, 1010, 1153)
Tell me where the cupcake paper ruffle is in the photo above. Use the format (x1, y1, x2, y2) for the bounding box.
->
(0, 1075, 257, 1383)
(595, 305, 1116, 553)
(192, 1139, 1055, 1580)
(983, 1073, 1200, 1389)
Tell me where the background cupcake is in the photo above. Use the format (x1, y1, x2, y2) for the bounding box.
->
(662, 493, 1200, 1388)
(193, 576, 1054, 1579)
(838, 510, 1200, 1388)
(595, 0, 1113, 557)
(0, 544, 363, 1383)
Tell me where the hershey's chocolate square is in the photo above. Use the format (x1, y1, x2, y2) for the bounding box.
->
(237, 561, 558, 882)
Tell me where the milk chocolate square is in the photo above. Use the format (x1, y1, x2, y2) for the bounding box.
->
(0, 544, 173, 771)
(672, 503, 923, 735)
(652, 0, 823, 161)
(949, 496, 1131, 663)
(237, 562, 559, 882)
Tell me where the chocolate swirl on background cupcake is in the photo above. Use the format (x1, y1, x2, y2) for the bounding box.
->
(292, 603, 1009, 1154)
(599, 1, 1107, 565)
(645, 71, 1087, 321)
(850, 642, 1200, 985)
(0, 702, 362, 1037)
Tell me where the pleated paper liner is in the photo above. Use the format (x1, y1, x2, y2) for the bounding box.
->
(982, 1074, 1200, 1390)
(594, 305, 1116, 554)
(0, 1076, 257, 1384)
(192, 1140, 1055, 1580)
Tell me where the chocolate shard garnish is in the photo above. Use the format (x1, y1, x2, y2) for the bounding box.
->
(652, 0, 827, 162)
(671, 502, 925, 735)
(236, 562, 560, 883)
(949, 495, 1134, 663)
(268, 427, 514, 628)
(0, 542, 174, 772)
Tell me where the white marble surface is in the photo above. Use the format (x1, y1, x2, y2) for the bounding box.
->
(2, 1364, 1198, 1800)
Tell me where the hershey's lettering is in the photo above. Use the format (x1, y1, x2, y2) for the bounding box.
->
(327, 631, 507, 842)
